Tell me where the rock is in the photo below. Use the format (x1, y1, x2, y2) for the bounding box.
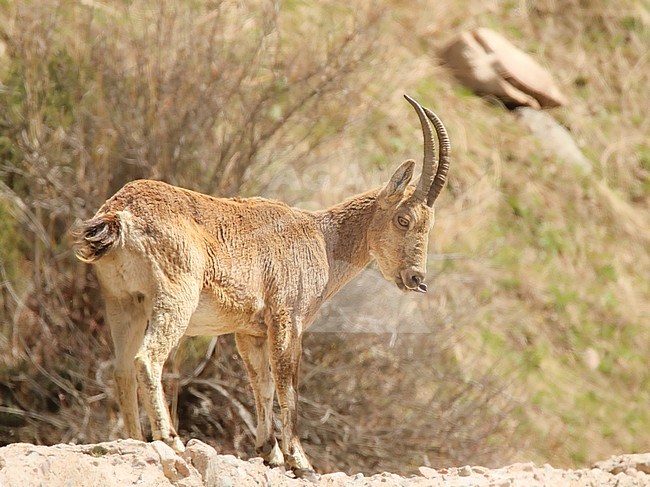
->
(515, 107, 591, 172)
(323, 471, 348, 480)
(441, 28, 567, 109)
(183, 439, 219, 479)
(151, 440, 201, 486)
(418, 466, 438, 478)
(583, 347, 601, 370)
(2, 440, 650, 486)
(631, 455, 650, 474)
(493, 480, 512, 487)
(0, 441, 181, 486)
(472, 28, 568, 108)
(219, 454, 240, 466)
(594, 453, 650, 475)
(508, 462, 535, 472)
(441, 31, 539, 108)
(215, 477, 234, 487)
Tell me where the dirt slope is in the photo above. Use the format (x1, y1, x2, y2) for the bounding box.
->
(1, 440, 648, 487)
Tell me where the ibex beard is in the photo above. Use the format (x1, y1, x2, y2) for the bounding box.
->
(74, 95, 450, 479)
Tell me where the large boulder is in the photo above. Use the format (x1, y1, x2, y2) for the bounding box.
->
(441, 28, 567, 109)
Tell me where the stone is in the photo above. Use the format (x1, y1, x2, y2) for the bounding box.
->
(418, 466, 438, 478)
(151, 440, 200, 485)
(473, 28, 568, 107)
(441, 31, 539, 108)
(183, 439, 219, 477)
(4, 440, 650, 487)
(0, 441, 196, 486)
(583, 347, 601, 370)
(594, 453, 650, 475)
(509, 462, 535, 472)
(220, 454, 241, 466)
(216, 476, 234, 487)
(441, 28, 567, 109)
(515, 107, 591, 172)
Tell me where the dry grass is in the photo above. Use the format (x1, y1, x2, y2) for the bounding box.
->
(0, 0, 648, 475)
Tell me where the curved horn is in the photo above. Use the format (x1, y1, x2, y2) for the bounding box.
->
(403, 94, 436, 203)
(422, 107, 450, 206)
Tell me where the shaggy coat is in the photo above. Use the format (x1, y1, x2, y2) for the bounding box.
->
(74, 95, 450, 477)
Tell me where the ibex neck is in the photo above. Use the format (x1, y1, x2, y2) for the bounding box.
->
(314, 189, 378, 299)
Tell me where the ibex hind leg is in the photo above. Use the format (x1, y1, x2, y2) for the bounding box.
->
(235, 333, 284, 468)
(134, 283, 200, 453)
(105, 294, 148, 441)
(268, 314, 316, 479)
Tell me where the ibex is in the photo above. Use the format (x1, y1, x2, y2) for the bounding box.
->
(74, 95, 450, 478)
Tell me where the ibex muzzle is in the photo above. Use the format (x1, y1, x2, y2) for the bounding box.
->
(74, 95, 450, 479)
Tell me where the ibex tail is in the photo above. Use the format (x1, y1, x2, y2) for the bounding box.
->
(74, 213, 122, 263)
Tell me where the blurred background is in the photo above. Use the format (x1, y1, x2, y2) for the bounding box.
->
(0, 0, 648, 476)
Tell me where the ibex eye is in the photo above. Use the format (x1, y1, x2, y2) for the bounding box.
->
(397, 216, 410, 228)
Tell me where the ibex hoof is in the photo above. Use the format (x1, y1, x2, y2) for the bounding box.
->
(256, 440, 284, 468)
(293, 468, 318, 483)
(166, 435, 185, 453)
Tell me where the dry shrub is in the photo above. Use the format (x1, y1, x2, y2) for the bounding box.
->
(0, 0, 383, 444)
(299, 333, 515, 474)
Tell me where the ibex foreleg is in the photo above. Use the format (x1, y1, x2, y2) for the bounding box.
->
(268, 312, 313, 475)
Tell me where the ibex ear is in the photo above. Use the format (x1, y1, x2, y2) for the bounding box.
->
(378, 159, 415, 206)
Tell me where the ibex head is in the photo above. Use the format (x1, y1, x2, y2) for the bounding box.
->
(368, 95, 450, 293)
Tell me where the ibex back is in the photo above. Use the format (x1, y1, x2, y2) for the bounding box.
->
(74, 95, 450, 478)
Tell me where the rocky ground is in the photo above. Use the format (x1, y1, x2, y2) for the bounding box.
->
(1, 439, 649, 487)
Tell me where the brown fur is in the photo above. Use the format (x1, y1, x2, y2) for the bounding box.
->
(74, 99, 448, 476)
